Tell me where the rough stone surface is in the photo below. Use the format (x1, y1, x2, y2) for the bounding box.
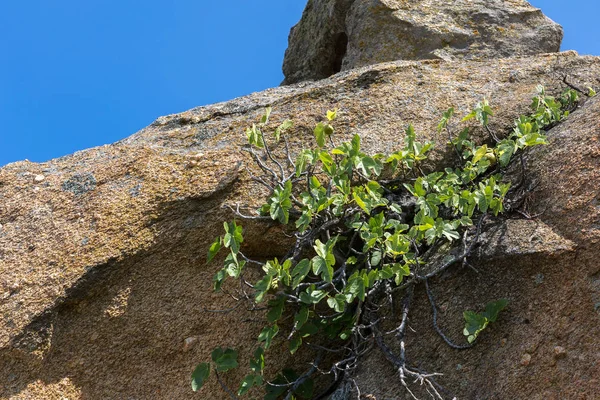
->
(353, 95, 600, 400)
(282, 0, 563, 85)
(478, 219, 575, 260)
(1, 52, 599, 399)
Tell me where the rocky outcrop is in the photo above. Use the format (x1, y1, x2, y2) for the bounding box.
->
(1, 51, 599, 399)
(282, 0, 563, 84)
(354, 94, 600, 400)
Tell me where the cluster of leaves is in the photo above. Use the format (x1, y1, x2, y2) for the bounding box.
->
(193, 86, 579, 399)
(463, 299, 508, 344)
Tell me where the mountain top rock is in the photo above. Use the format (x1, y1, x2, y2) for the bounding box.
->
(282, 0, 563, 84)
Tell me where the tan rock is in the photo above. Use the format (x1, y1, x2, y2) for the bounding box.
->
(282, 0, 563, 84)
(553, 346, 567, 359)
(183, 336, 199, 352)
(1, 52, 599, 399)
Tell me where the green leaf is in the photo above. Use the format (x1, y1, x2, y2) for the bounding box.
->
(312, 256, 333, 282)
(414, 178, 427, 197)
(269, 181, 293, 224)
(254, 274, 273, 303)
(289, 337, 302, 354)
(314, 122, 326, 148)
(377, 265, 395, 280)
(266, 370, 313, 400)
(365, 269, 378, 288)
(452, 127, 471, 152)
(345, 273, 366, 302)
(324, 123, 335, 137)
(211, 347, 238, 372)
(389, 203, 403, 214)
(292, 259, 311, 288)
(298, 321, 319, 337)
(191, 363, 210, 392)
(441, 224, 460, 241)
(352, 189, 369, 214)
(299, 287, 327, 304)
(206, 236, 222, 264)
(246, 124, 264, 148)
(351, 134, 361, 154)
(588, 87, 597, 97)
(296, 210, 312, 232)
(339, 330, 352, 340)
(267, 297, 285, 323)
(464, 99, 493, 126)
(462, 110, 477, 122)
(223, 252, 245, 278)
(260, 106, 272, 124)
(279, 259, 292, 287)
(385, 232, 410, 256)
(258, 325, 279, 350)
(392, 263, 411, 285)
(312, 238, 329, 259)
(295, 149, 314, 177)
(318, 151, 334, 174)
(497, 140, 515, 167)
(280, 119, 294, 130)
(459, 216, 473, 226)
(327, 109, 338, 121)
(370, 250, 382, 267)
(472, 145, 488, 164)
(463, 299, 508, 343)
(483, 299, 509, 322)
(327, 294, 346, 313)
(463, 311, 488, 343)
(437, 107, 454, 133)
(311, 238, 336, 282)
(274, 119, 293, 141)
(475, 190, 489, 213)
(250, 347, 265, 374)
(223, 221, 243, 254)
(238, 374, 263, 396)
(294, 306, 309, 330)
(213, 269, 226, 291)
(357, 155, 382, 177)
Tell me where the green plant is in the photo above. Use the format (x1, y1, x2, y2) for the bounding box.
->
(193, 86, 579, 399)
(463, 299, 508, 344)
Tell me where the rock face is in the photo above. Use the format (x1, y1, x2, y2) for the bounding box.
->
(1, 0, 599, 396)
(282, 0, 563, 84)
(1, 51, 599, 399)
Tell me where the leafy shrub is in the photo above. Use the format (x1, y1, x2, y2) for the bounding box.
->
(193, 86, 579, 399)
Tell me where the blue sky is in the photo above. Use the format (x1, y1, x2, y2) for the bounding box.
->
(1, 0, 598, 166)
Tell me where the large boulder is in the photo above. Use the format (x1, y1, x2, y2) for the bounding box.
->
(1, 52, 599, 398)
(282, 0, 563, 85)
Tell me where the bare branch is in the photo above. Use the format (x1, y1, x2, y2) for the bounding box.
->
(283, 135, 296, 168)
(261, 133, 286, 181)
(226, 203, 272, 221)
(214, 370, 240, 400)
(425, 279, 472, 350)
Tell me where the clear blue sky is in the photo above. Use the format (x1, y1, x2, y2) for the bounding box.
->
(1, 0, 598, 166)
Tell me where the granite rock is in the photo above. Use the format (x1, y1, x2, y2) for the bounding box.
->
(1, 52, 599, 399)
(282, 0, 563, 84)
